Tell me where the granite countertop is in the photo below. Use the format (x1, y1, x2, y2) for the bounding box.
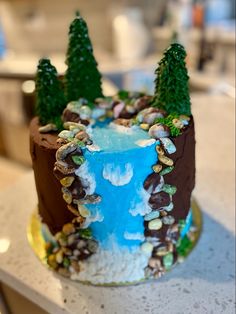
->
(0, 94, 235, 314)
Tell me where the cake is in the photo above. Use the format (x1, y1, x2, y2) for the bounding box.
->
(29, 14, 196, 285)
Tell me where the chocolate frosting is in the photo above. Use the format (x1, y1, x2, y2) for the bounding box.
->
(30, 117, 75, 234)
(144, 118, 196, 240)
(165, 118, 196, 220)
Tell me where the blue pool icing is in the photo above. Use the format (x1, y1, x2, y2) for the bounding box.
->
(90, 124, 152, 153)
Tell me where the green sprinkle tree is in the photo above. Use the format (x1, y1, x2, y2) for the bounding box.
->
(152, 43, 191, 116)
(35, 58, 66, 127)
(64, 14, 103, 103)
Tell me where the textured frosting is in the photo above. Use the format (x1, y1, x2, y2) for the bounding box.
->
(70, 236, 151, 284)
(40, 209, 193, 284)
(30, 117, 75, 234)
(143, 117, 195, 241)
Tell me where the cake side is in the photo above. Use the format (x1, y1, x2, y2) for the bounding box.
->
(29, 112, 196, 283)
(30, 114, 195, 240)
(30, 117, 75, 234)
(165, 117, 195, 220)
(144, 117, 195, 242)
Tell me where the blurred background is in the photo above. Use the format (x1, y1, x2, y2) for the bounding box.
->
(0, 0, 235, 186)
(0, 1, 235, 312)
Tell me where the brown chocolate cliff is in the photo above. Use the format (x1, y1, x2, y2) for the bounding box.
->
(30, 117, 75, 234)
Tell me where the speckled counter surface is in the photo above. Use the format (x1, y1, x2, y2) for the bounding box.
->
(0, 94, 235, 314)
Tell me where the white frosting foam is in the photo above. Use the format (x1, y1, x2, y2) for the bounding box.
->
(124, 232, 145, 241)
(129, 188, 152, 217)
(82, 208, 104, 229)
(70, 238, 151, 284)
(103, 163, 133, 186)
(75, 161, 96, 195)
(135, 138, 156, 147)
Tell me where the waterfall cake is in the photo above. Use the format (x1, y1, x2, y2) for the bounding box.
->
(29, 14, 196, 285)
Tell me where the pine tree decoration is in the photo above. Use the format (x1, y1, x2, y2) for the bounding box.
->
(35, 58, 66, 127)
(64, 14, 103, 103)
(152, 43, 191, 116)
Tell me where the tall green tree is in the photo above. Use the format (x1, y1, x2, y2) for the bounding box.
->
(64, 14, 103, 103)
(152, 43, 191, 116)
(35, 58, 66, 127)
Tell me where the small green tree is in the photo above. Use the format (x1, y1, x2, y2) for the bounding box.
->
(35, 58, 66, 127)
(64, 14, 103, 103)
(152, 43, 191, 116)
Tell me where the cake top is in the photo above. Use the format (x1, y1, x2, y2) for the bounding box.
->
(35, 13, 192, 145)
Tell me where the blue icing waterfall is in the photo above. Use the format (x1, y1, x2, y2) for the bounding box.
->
(83, 125, 157, 249)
